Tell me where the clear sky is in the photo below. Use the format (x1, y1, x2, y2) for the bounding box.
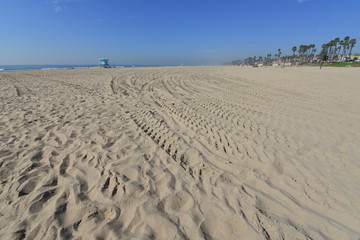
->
(1, 0, 359, 65)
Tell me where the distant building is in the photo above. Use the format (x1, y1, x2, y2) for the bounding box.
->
(99, 58, 110, 68)
(349, 54, 360, 60)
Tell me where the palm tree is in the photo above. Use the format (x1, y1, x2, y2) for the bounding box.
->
(277, 48, 282, 60)
(298, 45, 308, 62)
(311, 48, 317, 57)
(291, 46, 297, 64)
(341, 36, 351, 60)
(339, 40, 345, 60)
(326, 40, 336, 61)
(333, 37, 340, 60)
(258, 56, 263, 63)
(307, 44, 315, 61)
(348, 38, 357, 58)
(291, 46, 297, 62)
(319, 44, 329, 68)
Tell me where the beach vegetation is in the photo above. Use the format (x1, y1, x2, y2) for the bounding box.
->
(225, 36, 358, 67)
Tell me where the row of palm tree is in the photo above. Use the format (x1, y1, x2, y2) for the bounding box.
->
(226, 36, 357, 66)
(292, 44, 317, 62)
(319, 36, 357, 62)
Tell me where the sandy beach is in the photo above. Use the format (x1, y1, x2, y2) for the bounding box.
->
(0, 66, 360, 239)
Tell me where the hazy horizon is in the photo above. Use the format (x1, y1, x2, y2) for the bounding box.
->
(1, 0, 359, 65)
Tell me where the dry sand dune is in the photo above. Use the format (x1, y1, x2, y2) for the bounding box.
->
(1, 66, 360, 239)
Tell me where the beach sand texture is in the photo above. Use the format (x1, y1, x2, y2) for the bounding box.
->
(0, 66, 360, 239)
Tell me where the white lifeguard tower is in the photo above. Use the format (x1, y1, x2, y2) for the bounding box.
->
(99, 58, 110, 68)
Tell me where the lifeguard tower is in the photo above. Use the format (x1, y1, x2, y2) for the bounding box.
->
(99, 58, 110, 68)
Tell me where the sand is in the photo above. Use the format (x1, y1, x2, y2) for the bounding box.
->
(0, 66, 359, 240)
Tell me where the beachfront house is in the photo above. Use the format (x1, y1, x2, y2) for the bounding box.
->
(99, 58, 110, 68)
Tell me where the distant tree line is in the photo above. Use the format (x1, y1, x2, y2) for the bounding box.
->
(319, 36, 357, 62)
(225, 36, 357, 66)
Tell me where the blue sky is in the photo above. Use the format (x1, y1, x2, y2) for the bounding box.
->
(1, 0, 359, 65)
